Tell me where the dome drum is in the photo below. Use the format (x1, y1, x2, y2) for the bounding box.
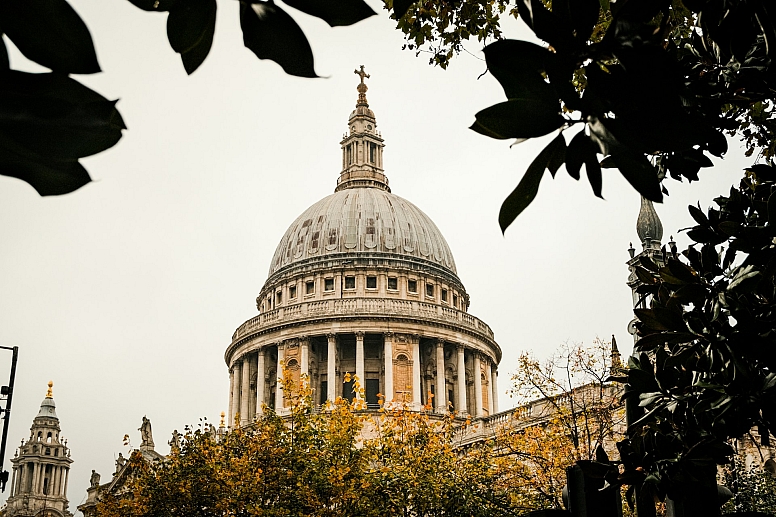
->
(226, 67, 501, 429)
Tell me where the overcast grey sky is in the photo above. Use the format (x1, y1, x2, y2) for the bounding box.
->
(0, 0, 753, 512)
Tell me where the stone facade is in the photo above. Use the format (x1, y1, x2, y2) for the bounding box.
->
(1, 383, 73, 517)
(226, 68, 501, 427)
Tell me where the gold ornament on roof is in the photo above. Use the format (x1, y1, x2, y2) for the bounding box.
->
(46, 380, 53, 398)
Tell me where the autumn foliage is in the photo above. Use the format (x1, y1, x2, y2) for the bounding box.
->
(97, 342, 625, 517)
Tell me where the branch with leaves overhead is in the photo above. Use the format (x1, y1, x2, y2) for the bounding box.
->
(0, 0, 375, 195)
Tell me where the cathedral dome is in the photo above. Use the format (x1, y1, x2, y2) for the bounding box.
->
(268, 188, 457, 277)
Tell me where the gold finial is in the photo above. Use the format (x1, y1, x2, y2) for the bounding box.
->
(354, 65, 370, 106)
(219, 411, 225, 429)
(46, 381, 53, 398)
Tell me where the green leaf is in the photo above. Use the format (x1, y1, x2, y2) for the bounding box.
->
(1, 0, 100, 74)
(281, 0, 376, 27)
(127, 0, 178, 11)
(240, 2, 318, 78)
(471, 99, 563, 140)
(727, 264, 760, 291)
(482, 40, 559, 103)
(167, 0, 216, 74)
(498, 134, 565, 232)
(0, 71, 126, 161)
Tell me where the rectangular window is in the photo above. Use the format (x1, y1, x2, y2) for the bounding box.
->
(366, 276, 377, 289)
(366, 379, 380, 407)
(441, 289, 448, 302)
(324, 278, 334, 291)
(306, 281, 315, 295)
(426, 283, 434, 297)
(289, 285, 297, 299)
(345, 276, 355, 289)
(408, 279, 417, 293)
(387, 277, 398, 290)
(277, 291, 283, 304)
(453, 294, 458, 307)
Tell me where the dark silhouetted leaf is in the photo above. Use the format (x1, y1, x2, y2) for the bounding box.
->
(565, 130, 588, 180)
(517, 0, 576, 52)
(240, 2, 318, 78)
(0, 71, 125, 161)
(472, 99, 563, 140)
(127, 0, 178, 11)
(547, 133, 566, 177)
(585, 149, 603, 198)
(688, 204, 708, 226)
(483, 40, 559, 103)
(0, 137, 91, 195)
(167, 0, 216, 74)
(608, 150, 663, 202)
(391, 0, 415, 19)
(281, 0, 376, 27)
(499, 133, 565, 231)
(0, 38, 8, 70)
(569, 0, 600, 42)
(1, 0, 100, 73)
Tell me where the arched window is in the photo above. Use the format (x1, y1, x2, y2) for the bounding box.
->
(46, 432, 52, 443)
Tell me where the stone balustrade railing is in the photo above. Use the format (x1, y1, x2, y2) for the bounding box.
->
(232, 297, 495, 343)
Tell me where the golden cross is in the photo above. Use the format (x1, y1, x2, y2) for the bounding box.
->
(354, 65, 370, 85)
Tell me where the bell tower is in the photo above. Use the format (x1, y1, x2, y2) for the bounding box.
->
(336, 65, 389, 192)
(3, 382, 73, 517)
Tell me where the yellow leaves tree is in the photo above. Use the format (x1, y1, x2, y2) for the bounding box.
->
(495, 338, 627, 511)
(95, 372, 520, 517)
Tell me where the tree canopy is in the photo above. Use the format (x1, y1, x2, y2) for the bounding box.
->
(388, 0, 776, 231)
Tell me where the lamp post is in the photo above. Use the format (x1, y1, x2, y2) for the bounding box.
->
(0, 346, 19, 492)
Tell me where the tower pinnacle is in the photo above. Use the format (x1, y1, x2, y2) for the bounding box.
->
(336, 66, 389, 192)
(46, 380, 53, 398)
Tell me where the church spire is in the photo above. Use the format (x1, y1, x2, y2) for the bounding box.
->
(336, 65, 389, 193)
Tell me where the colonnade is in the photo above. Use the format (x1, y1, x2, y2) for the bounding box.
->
(10, 460, 70, 498)
(228, 332, 499, 427)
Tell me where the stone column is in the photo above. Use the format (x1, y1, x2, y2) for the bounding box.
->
(355, 331, 365, 398)
(227, 367, 234, 428)
(484, 359, 493, 415)
(327, 333, 337, 402)
(411, 335, 421, 408)
(457, 344, 467, 415)
(256, 348, 266, 414)
(491, 366, 499, 414)
(300, 337, 309, 381)
(240, 355, 251, 426)
(275, 343, 285, 410)
(473, 352, 483, 418)
(435, 339, 446, 413)
(384, 333, 394, 403)
(63, 467, 69, 499)
(229, 362, 240, 428)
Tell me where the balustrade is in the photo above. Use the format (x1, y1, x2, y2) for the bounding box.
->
(232, 297, 494, 343)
